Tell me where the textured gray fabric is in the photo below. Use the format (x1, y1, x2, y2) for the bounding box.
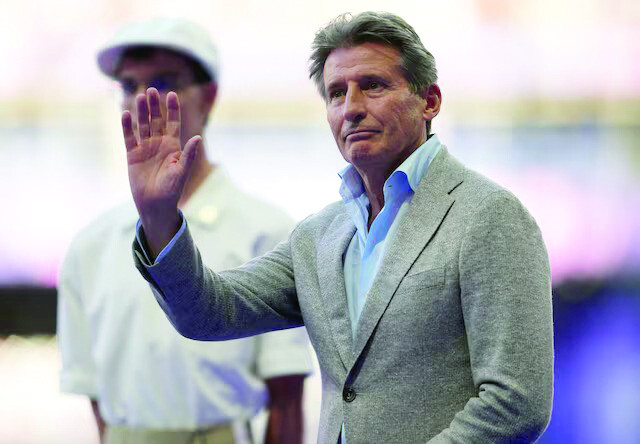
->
(134, 148, 554, 443)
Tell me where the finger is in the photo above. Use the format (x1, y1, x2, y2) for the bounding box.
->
(147, 87, 164, 137)
(180, 135, 201, 173)
(166, 91, 181, 139)
(136, 93, 150, 140)
(121, 111, 138, 151)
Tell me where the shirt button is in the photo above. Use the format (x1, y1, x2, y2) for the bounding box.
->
(198, 205, 218, 224)
(343, 387, 356, 402)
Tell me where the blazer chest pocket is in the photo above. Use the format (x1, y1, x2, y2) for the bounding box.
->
(395, 267, 445, 295)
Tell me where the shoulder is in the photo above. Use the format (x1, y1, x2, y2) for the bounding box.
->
(290, 200, 346, 238)
(196, 173, 295, 232)
(462, 169, 514, 204)
(436, 150, 532, 219)
(283, 200, 351, 258)
(59, 202, 137, 284)
(439, 149, 514, 206)
(65, 202, 137, 258)
(229, 188, 294, 229)
(462, 168, 533, 221)
(428, 150, 542, 238)
(451, 167, 543, 247)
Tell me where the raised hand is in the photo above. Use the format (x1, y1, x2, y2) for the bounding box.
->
(122, 87, 201, 258)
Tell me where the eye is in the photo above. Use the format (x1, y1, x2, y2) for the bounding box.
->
(119, 79, 138, 96)
(364, 80, 382, 90)
(328, 89, 345, 100)
(149, 75, 180, 93)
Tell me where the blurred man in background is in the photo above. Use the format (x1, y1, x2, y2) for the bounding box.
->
(57, 18, 312, 444)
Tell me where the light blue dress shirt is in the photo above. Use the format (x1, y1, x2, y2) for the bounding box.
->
(338, 134, 442, 443)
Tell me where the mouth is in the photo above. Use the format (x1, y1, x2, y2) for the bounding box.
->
(344, 129, 381, 142)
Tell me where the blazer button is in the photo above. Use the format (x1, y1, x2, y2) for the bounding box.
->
(343, 387, 356, 402)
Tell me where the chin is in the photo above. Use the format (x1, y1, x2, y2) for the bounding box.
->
(344, 139, 379, 159)
(345, 150, 379, 169)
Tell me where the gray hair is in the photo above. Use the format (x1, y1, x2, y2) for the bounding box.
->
(309, 11, 438, 99)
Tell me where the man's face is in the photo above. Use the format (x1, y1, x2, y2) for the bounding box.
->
(324, 43, 436, 176)
(117, 49, 214, 147)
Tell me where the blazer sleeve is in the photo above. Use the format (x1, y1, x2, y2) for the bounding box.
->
(249, 224, 314, 379)
(133, 219, 305, 341)
(428, 190, 554, 443)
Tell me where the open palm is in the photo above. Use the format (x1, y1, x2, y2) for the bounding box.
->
(122, 88, 200, 221)
(122, 88, 201, 256)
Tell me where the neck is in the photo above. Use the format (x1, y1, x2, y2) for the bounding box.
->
(358, 170, 387, 229)
(356, 154, 413, 229)
(358, 134, 429, 228)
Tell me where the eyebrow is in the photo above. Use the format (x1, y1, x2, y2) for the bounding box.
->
(359, 75, 388, 84)
(326, 74, 389, 90)
(325, 80, 343, 93)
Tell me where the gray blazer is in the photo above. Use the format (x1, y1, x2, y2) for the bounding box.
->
(135, 148, 554, 443)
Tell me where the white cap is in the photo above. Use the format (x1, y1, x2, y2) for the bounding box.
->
(97, 17, 219, 82)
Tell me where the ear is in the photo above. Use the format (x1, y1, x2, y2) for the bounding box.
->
(420, 84, 442, 122)
(199, 82, 218, 125)
(202, 82, 218, 114)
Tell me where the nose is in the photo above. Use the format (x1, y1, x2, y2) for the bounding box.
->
(133, 84, 149, 97)
(120, 82, 152, 111)
(121, 95, 139, 127)
(121, 85, 146, 114)
(343, 85, 366, 123)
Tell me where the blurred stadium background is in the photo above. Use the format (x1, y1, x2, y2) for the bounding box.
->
(1, 0, 638, 442)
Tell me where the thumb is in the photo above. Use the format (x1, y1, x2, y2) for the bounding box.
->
(181, 135, 202, 174)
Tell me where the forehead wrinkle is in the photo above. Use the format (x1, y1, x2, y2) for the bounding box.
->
(323, 43, 406, 89)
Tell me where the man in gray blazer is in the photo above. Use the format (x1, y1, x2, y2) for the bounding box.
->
(125, 11, 553, 443)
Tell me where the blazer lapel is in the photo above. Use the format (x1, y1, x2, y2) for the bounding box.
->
(352, 148, 464, 360)
(317, 211, 357, 371)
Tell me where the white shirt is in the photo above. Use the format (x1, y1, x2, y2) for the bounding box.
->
(57, 168, 313, 429)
